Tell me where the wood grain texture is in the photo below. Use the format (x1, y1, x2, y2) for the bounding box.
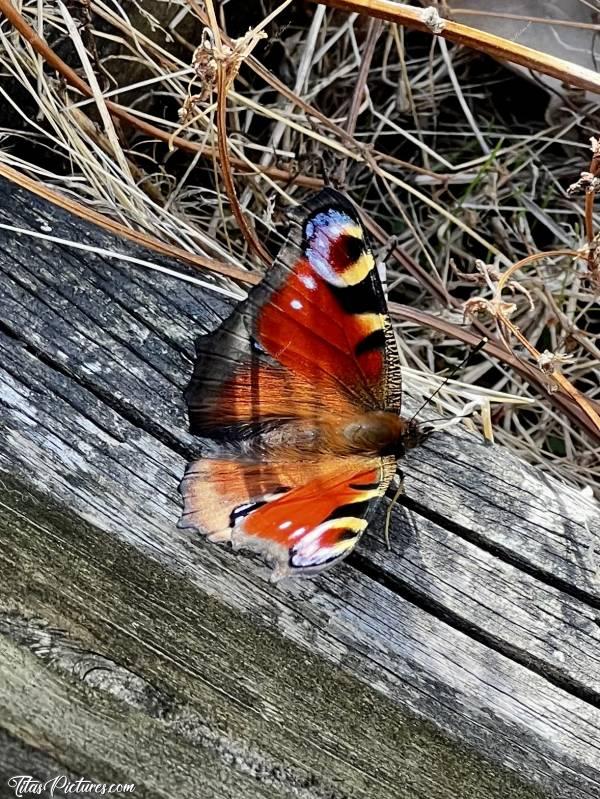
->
(0, 178, 599, 798)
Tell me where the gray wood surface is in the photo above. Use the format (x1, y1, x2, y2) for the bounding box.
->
(0, 178, 599, 799)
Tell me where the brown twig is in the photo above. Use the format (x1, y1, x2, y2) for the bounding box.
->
(338, 17, 383, 183)
(390, 303, 600, 440)
(310, 0, 600, 94)
(203, 0, 272, 265)
(585, 138, 600, 276)
(494, 251, 600, 435)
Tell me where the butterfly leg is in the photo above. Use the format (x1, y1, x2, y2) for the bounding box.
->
(383, 469, 406, 551)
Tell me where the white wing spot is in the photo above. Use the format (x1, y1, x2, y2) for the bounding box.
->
(279, 520, 292, 530)
(299, 274, 317, 290)
(290, 298, 303, 310)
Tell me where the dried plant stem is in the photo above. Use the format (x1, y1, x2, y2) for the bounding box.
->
(496, 251, 600, 434)
(390, 303, 600, 440)
(496, 250, 582, 289)
(0, 162, 256, 285)
(0, 0, 321, 189)
(584, 143, 600, 272)
(202, 0, 283, 265)
(312, 0, 600, 94)
(216, 66, 271, 265)
(338, 17, 383, 183)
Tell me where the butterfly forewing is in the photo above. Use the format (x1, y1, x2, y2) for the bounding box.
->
(186, 189, 402, 442)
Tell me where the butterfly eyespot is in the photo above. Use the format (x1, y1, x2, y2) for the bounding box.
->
(342, 235, 365, 262)
(303, 211, 374, 288)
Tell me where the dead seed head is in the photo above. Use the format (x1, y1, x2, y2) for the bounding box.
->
(567, 171, 600, 196)
(473, 258, 501, 286)
(179, 25, 267, 121)
(462, 296, 517, 322)
(537, 350, 574, 375)
(191, 31, 219, 97)
(220, 27, 268, 88)
(466, 259, 535, 312)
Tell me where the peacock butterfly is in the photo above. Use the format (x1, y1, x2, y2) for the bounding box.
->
(178, 188, 423, 580)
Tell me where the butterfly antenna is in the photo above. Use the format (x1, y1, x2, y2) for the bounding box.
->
(409, 337, 489, 426)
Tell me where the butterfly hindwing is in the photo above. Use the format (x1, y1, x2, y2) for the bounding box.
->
(179, 454, 397, 580)
(185, 188, 402, 442)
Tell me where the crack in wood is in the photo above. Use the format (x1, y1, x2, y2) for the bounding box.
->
(400, 494, 600, 611)
(351, 549, 600, 708)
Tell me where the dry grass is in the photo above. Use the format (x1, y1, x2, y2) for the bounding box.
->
(0, 0, 598, 494)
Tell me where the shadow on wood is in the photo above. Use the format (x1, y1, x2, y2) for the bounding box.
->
(0, 179, 599, 799)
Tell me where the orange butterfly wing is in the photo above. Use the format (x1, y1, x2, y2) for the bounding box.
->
(180, 189, 404, 577)
(179, 455, 396, 580)
(185, 189, 401, 441)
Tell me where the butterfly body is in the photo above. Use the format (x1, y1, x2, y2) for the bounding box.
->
(179, 189, 418, 580)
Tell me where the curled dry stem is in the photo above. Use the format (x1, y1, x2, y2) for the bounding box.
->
(477, 249, 600, 435)
(202, 0, 292, 266)
(567, 137, 600, 285)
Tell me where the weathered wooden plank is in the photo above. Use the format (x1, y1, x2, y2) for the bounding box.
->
(0, 730, 77, 799)
(0, 478, 549, 799)
(1, 179, 600, 798)
(406, 436, 600, 602)
(0, 621, 285, 799)
(362, 496, 600, 700)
